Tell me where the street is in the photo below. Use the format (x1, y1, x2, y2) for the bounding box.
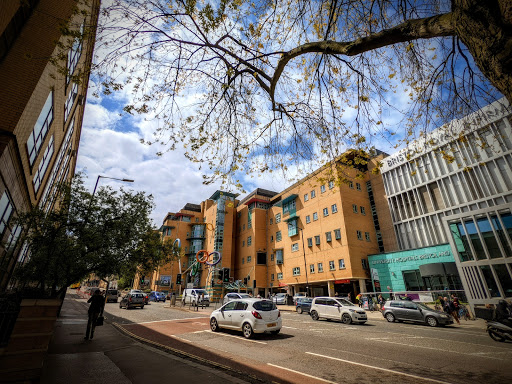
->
(102, 300, 512, 384)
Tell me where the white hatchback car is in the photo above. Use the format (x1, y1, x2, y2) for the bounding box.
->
(210, 298, 282, 338)
(310, 296, 367, 324)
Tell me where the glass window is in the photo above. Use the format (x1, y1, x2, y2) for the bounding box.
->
(329, 181, 334, 189)
(247, 256, 252, 262)
(492, 214, 512, 257)
(356, 183, 361, 190)
(304, 193, 309, 202)
(67, 22, 84, 84)
(450, 222, 473, 262)
(329, 260, 335, 270)
(291, 243, 299, 252)
(362, 259, 368, 269)
(493, 264, 512, 297)
(349, 181, 354, 189)
(27, 91, 53, 166)
(33, 135, 55, 192)
(360, 206, 366, 215)
(293, 267, 300, 276)
(466, 219, 486, 260)
(276, 249, 283, 264)
(288, 219, 298, 237)
(477, 217, 501, 258)
(0, 191, 14, 236)
(338, 259, 345, 269)
(313, 212, 318, 221)
(334, 229, 341, 240)
(357, 230, 363, 240)
(326, 232, 332, 242)
(270, 253, 274, 261)
(270, 218, 273, 225)
(306, 215, 311, 224)
(276, 231, 282, 242)
(242, 257, 245, 264)
(331, 204, 338, 213)
(277, 272, 283, 279)
(320, 185, 326, 193)
(480, 265, 501, 297)
(271, 273, 274, 281)
(307, 238, 313, 247)
(242, 241, 245, 247)
(315, 235, 320, 245)
(318, 262, 324, 272)
(323, 208, 329, 217)
(275, 213, 281, 223)
(365, 232, 370, 241)
(310, 264, 315, 273)
(352, 204, 358, 213)
(270, 235, 274, 242)
(311, 190, 316, 198)
(403, 270, 424, 291)
(64, 83, 78, 122)
(247, 236, 252, 245)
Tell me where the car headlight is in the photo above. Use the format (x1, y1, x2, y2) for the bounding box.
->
(440, 314, 448, 318)
(349, 309, 356, 313)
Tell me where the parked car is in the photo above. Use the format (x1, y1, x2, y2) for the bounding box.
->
(223, 292, 252, 304)
(381, 300, 453, 327)
(149, 291, 166, 302)
(106, 289, 118, 303)
(119, 293, 145, 309)
(273, 293, 287, 305)
(295, 297, 313, 314)
(293, 292, 307, 304)
(210, 298, 282, 339)
(182, 288, 210, 306)
(310, 296, 367, 324)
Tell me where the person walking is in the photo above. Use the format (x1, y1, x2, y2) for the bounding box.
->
(444, 296, 460, 325)
(85, 289, 105, 340)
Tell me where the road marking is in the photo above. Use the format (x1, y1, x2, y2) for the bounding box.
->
(282, 326, 299, 329)
(208, 331, 267, 344)
(365, 339, 504, 360)
(193, 330, 208, 333)
(136, 317, 208, 325)
(305, 352, 452, 384)
(267, 363, 337, 383)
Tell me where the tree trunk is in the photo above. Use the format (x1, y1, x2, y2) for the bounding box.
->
(454, 0, 512, 102)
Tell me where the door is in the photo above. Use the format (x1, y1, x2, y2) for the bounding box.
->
(389, 301, 407, 320)
(230, 301, 249, 329)
(402, 301, 423, 321)
(323, 298, 341, 319)
(218, 301, 237, 327)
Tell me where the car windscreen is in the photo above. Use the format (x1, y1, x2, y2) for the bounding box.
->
(195, 290, 208, 295)
(107, 290, 117, 294)
(253, 300, 277, 311)
(416, 303, 432, 311)
(300, 298, 313, 303)
(276, 293, 286, 297)
(239, 294, 251, 298)
(335, 298, 354, 306)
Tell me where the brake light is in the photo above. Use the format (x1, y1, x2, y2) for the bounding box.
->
(252, 311, 262, 319)
(381, 305, 385, 311)
(129, 297, 132, 302)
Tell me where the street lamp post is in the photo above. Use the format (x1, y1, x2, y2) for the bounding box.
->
(299, 227, 310, 297)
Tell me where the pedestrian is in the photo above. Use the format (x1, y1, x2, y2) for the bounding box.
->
(378, 294, 384, 309)
(85, 289, 104, 340)
(356, 293, 362, 307)
(267, 292, 271, 299)
(451, 294, 460, 311)
(347, 292, 351, 302)
(444, 296, 460, 325)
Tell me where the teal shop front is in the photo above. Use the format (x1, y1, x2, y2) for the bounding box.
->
(368, 244, 461, 293)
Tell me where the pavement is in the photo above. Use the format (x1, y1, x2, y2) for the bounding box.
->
(41, 293, 487, 384)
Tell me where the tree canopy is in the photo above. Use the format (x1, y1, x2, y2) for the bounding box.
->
(12, 176, 161, 297)
(94, 0, 511, 185)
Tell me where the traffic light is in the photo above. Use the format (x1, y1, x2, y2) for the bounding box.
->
(140, 276, 144, 284)
(223, 268, 230, 283)
(243, 277, 248, 285)
(176, 274, 182, 285)
(218, 269, 224, 280)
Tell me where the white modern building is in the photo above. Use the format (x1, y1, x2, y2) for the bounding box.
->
(380, 98, 512, 309)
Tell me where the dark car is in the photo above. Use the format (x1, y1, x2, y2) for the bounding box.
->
(381, 300, 453, 327)
(149, 291, 166, 302)
(119, 293, 145, 309)
(295, 297, 313, 314)
(106, 289, 118, 303)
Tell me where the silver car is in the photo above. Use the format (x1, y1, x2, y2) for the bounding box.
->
(223, 292, 252, 304)
(381, 300, 453, 327)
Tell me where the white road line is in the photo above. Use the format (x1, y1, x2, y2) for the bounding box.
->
(267, 364, 337, 384)
(305, 352, 452, 384)
(208, 331, 267, 344)
(282, 326, 299, 329)
(193, 330, 208, 333)
(136, 317, 208, 325)
(366, 339, 504, 360)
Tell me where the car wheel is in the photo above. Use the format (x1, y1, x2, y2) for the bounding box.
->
(297, 307, 303, 314)
(163, 299, 166, 303)
(488, 329, 506, 342)
(426, 316, 438, 327)
(242, 323, 254, 339)
(141, 305, 144, 309)
(271, 329, 280, 335)
(210, 318, 219, 332)
(119, 303, 122, 308)
(310, 310, 319, 321)
(385, 312, 395, 323)
(342, 313, 352, 324)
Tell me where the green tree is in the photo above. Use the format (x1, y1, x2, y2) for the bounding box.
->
(95, 0, 511, 183)
(13, 176, 159, 297)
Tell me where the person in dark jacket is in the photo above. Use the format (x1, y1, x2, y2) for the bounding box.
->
(85, 289, 105, 340)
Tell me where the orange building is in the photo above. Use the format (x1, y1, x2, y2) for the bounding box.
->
(151, 151, 394, 301)
(0, 0, 100, 290)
